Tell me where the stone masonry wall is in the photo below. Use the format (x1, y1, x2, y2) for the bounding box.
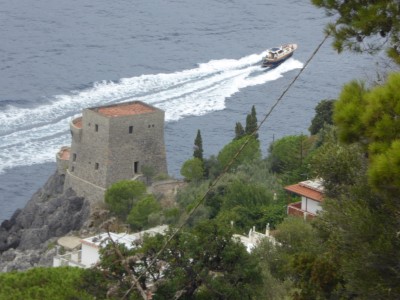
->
(106, 108, 167, 186)
(64, 170, 106, 205)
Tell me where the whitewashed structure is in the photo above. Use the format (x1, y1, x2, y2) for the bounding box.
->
(233, 225, 278, 252)
(53, 225, 168, 268)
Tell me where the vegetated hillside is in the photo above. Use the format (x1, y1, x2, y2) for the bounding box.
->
(2, 76, 400, 299)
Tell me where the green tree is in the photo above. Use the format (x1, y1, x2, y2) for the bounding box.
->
(203, 155, 221, 179)
(127, 194, 162, 230)
(268, 134, 315, 183)
(245, 105, 258, 138)
(309, 73, 400, 297)
(180, 157, 204, 182)
(152, 221, 263, 299)
(193, 129, 203, 161)
(334, 73, 400, 191)
(0, 267, 93, 300)
(234, 122, 245, 140)
(256, 217, 343, 299)
(309, 99, 335, 135)
(92, 222, 263, 299)
(311, 128, 366, 198)
(217, 136, 261, 171)
(312, 0, 400, 64)
(105, 180, 147, 220)
(141, 165, 156, 186)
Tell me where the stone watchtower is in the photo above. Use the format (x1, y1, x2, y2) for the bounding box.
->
(60, 101, 168, 204)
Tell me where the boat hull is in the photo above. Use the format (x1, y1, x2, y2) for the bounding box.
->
(261, 43, 297, 68)
(262, 52, 294, 68)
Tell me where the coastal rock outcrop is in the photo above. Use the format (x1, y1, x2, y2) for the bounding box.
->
(0, 171, 90, 271)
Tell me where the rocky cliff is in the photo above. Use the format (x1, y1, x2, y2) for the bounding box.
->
(0, 171, 90, 272)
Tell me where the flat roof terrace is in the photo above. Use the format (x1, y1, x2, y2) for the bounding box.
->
(94, 101, 156, 117)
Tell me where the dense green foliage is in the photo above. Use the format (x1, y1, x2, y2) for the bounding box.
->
(92, 221, 263, 299)
(308, 99, 335, 135)
(217, 136, 261, 171)
(127, 194, 162, 230)
(311, 0, 400, 64)
(334, 73, 400, 191)
(0, 267, 93, 300)
(105, 180, 147, 220)
(180, 157, 204, 182)
(268, 134, 315, 183)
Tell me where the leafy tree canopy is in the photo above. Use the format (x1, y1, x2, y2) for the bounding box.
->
(180, 157, 204, 182)
(0, 267, 93, 300)
(309, 99, 335, 135)
(334, 72, 400, 190)
(312, 0, 400, 64)
(268, 134, 315, 183)
(127, 194, 162, 231)
(217, 136, 261, 171)
(151, 221, 263, 299)
(105, 180, 146, 220)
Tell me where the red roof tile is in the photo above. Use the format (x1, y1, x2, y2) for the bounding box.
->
(284, 183, 324, 202)
(58, 148, 70, 160)
(97, 102, 155, 117)
(73, 117, 82, 128)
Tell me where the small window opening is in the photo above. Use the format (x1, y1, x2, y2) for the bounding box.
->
(72, 153, 77, 162)
(134, 161, 139, 174)
(95, 163, 99, 170)
(129, 126, 133, 134)
(95, 124, 99, 132)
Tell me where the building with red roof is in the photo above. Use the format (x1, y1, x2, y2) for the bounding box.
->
(285, 179, 324, 219)
(57, 101, 168, 204)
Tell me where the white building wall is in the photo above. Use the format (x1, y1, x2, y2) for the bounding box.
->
(301, 196, 322, 214)
(81, 244, 100, 267)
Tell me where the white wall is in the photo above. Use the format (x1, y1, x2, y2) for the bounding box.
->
(301, 197, 322, 214)
(81, 244, 100, 267)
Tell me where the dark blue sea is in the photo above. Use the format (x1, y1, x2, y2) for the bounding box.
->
(0, 0, 387, 222)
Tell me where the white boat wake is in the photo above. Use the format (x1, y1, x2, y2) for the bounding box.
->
(0, 53, 303, 173)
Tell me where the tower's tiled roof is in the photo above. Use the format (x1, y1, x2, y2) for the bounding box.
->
(72, 117, 82, 128)
(96, 102, 155, 117)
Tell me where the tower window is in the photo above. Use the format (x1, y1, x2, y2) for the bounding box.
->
(95, 124, 99, 132)
(72, 153, 77, 162)
(129, 126, 133, 134)
(95, 163, 99, 170)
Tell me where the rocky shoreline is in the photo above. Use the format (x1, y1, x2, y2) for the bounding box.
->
(0, 171, 90, 272)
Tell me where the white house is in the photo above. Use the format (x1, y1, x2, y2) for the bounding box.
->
(53, 225, 168, 268)
(285, 179, 324, 219)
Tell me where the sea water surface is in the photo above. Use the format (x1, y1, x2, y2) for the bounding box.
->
(0, 0, 381, 222)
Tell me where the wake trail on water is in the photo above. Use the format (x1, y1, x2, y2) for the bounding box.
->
(0, 52, 303, 173)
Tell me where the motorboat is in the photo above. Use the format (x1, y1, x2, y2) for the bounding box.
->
(262, 43, 298, 68)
